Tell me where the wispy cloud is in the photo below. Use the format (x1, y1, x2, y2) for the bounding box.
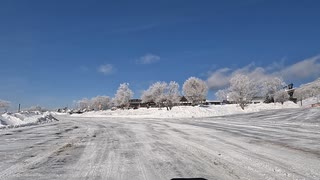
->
(136, 54, 160, 65)
(97, 64, 115, 75)
(206, 55, 320, 90)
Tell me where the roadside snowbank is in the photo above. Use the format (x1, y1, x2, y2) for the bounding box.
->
(74, 102, 299, 119)
(0, 111, 58, 129)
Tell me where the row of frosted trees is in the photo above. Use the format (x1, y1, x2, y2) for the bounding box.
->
(216, 74, 320, 109)
(75, 77, 208, 111)
(215, 74, 288, 109)
(75, 75, 320, 111)
(141, 77, 208, 110)
(75, 83, 133, 111)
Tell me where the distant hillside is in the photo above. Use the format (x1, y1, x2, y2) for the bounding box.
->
(298, 78, 320, 90)
(293, 78, 320, 105)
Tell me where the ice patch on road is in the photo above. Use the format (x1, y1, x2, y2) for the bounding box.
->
(74, 102, 299, 119)
(0, 111, 58, 129)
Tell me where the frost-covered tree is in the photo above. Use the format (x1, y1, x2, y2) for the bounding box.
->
(141, 82, 167, 107)
(141, 81, 180, 110)
(294, 79, 320, 106)
(91, 96, 111, 110)
(274, 89, 289, 105)
(215, 89, 228, 102)
(75, 96, 111, 111)
(294, 88, 308, 106)
(307, 81, 320, 97)
(228, 74, 257, 110)
(77, 98, 91, 110)
(151, 82, 167, 106)
(166, 81, 180, 103)
(0, 99, 10, 112)
(113, 83, 133, 108)
(309, 82, 320, 103)
(262, 77, 286, 103)
(165, 81, 180, 109)
(141, 89, 154, 104)
(182, 77, 208, 105)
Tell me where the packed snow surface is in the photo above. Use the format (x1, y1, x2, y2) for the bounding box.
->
(0, 111, 58, 128)
(74, 102, 300, 118)
(0, 108, 319, 179)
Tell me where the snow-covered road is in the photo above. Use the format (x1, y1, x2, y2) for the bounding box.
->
(0, 108, 319, 180)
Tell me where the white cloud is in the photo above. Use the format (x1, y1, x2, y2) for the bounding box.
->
(98, 64, 115, 75)
(137, 54, 160, 64)
(206, 55, 320, 90)
(266, 57, 286, 71)
(207, 68, 231, 90)
(207, 65, 277, 90)
(277, 56, 320, 81)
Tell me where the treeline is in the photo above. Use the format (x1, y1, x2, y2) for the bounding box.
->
(75, 77, 208, 111)
(74, 75, 320, 110)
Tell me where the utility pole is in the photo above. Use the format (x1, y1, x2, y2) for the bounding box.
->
(18, 104, 21, 112)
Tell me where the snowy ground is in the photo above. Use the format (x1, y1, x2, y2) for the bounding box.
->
(74, 102, 299, 119)
(0, 107, 319, 179)
(0, 101, 305, 128)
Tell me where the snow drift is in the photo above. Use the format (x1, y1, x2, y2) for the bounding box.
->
(0, 111, 58, 129)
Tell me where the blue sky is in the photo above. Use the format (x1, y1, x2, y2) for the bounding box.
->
(1, 0, 320, 109)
